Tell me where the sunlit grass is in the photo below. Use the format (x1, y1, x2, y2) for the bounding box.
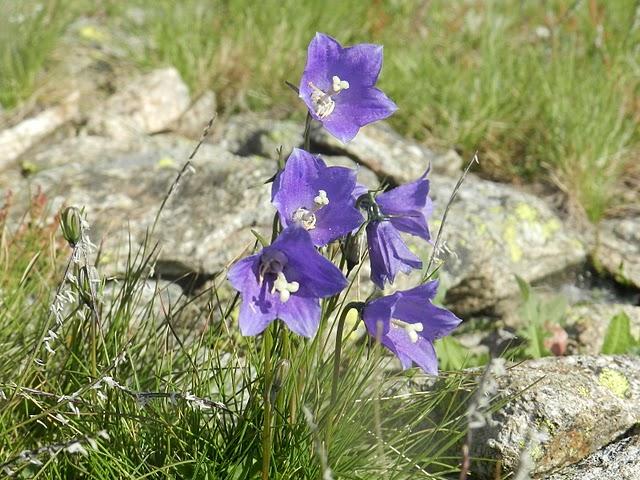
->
(1, 0, 638, 216)
(0, 189, 473, 478)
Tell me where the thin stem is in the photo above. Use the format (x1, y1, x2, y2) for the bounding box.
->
(261, 326, 274, 480)
(424, 152, 478, 278)
(303, 112, 312, 151)
(151, 115, 215, 234)
(331, 302, 364, 404)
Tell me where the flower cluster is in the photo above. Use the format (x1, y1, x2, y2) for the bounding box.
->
(228, 33, 460, 374)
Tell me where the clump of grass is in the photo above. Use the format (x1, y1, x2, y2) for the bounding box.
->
(0, 0, 77, 110)
(1, 1, 637, 219)
(126, 0, 639, 221)
(0, 183, 474, 478)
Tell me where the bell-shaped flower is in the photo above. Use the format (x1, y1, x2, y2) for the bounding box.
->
(272, 148, 364, 246)
(362, 281, 461, 374)
(364, 174, 433, 288)
(366, 221, 422, 288)
(299, 32, 398, 143)
(376, 175, 433, 241)
(227, 227, 347, 337)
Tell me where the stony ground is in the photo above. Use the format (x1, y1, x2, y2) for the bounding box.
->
(1, 18, 639, 480)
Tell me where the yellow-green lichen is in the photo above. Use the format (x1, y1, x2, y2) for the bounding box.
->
(598, 368, 630, 399)
(503, 220, 523, 262)
(542, 219, 561, 239)
(157, 157, 177, 169)
(530, 444, 544, 461)
(576, 385, 590, 398)
(79, 25, 107, 42)
(515, 203, 538, 222)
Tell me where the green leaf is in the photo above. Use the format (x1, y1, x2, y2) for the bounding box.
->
(435, 337, 487, 370)
(524, 323, 549, 359)
(601, 312, 636, 354)
(542, 295, 568, 325)
(514, 274, 530, 301)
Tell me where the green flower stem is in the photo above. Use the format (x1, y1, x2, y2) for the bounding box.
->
(303, 112, 312, 151)
(331, 302, 364, 405)
(261, 326, 274, 480)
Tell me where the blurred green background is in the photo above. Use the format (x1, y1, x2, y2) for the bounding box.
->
(1, 0, 638, 222)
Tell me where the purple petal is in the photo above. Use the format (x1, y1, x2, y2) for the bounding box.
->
(318, 87, 397, 143)
(233, 273, 277, 336)
(313, 205, 364, 246)
(352, 182, 369, 201)
(381, 328, 439, 374)
(362, 294, 397, 339)
(339, 43, 383, 87)
(227, 255, 259, 292)
(272, 227, 347, 298)
(298, 33, 397, 143)
(299, 33, 342, 94)
(272, 149, 322, 220)
(272, 148, 363, 246)
(366, 221, 422, 288)
(277, 295, 322, 337)
(377, 177, 432, 240)
(393, 282, 462, 340)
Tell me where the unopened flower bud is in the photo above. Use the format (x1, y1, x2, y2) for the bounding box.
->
(76, 265, 98, 307)
(342, 232, 362, 275)
(60, 207, 82, 247)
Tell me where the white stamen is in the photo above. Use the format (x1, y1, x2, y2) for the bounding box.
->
(292, 208, 317, 230)
(310, 84, 335, 119)
(273, 272, 299, 303)
(332, 75, 350, 92)
(308, 74, 349, 119)
(391, 319, 424, 344)
(314, 189, 329, 207)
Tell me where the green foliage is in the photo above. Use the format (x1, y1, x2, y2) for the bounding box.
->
(2, 1, 639, 219)
(601, 312, 640, 355)
(0, 195, 471, 478)
(0, 0, 77, 109)
(434, 336, 488, 371)
(512, 275, 568, 359)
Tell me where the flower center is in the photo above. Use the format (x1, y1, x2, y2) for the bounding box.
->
(272, 272, 299, 303)
(391, 318, 424, 344)
(292, 190, 330, 231)
(308, 75, 350, 119)
(258, 250, 299, 303)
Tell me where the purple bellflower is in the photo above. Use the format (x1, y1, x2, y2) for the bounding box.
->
(299, 33, 398, 143)
(272, 148, 364, 247)
(365, 175, 433, 288)
(362, 281, 461, 374)
(228, 227, 347, 337)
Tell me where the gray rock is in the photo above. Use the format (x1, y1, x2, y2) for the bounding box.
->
(544, 429, 640, 480)
(213, 114, 302, 159)
(173, 90, 217, 139)
(595, 216, 640, 289)
(322, 155, 379, 191)
(0, 94, 79, 171)
(428, 174, 586, 315)
(86, 68, 190, 141)
(471, 355, 640, 478)
(310, 121, 462, 182)
(16, 134, 276, 279)
(564, 303, 640, 355)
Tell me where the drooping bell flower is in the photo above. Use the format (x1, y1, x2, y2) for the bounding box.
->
(364, 174, 433, 288)
(299, 33, 398, 143)
(272, 148, 364, 246)
(227, 227, 347, 337)
(362, 281, 461, 374)
(366, 221, 422, 288)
